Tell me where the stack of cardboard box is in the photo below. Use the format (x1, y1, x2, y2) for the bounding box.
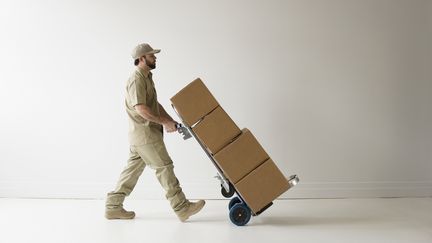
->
(171, 78, 291, 214)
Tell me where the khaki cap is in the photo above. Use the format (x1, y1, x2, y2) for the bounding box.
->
(131, 43, 161, 59)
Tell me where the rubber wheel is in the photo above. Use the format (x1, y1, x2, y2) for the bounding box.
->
(229, 203, 251, 226)
(221, 183, 235, 198)
(228, 197, 241, 210)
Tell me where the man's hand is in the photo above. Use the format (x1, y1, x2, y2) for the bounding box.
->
(163, 119, 178, 133)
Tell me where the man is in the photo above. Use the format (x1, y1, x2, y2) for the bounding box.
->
(105, 43, 205, 222)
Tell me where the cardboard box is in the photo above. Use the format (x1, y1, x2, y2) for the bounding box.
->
(234, 158, 290, 214)
(214, 128, 269, 184)
(192, 106, 241, 154)
(170, 78, 219, 126)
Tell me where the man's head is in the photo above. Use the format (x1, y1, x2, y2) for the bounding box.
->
(132, 43, 160, 69)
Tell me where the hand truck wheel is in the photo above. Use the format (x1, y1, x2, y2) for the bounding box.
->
(228, 196, 241, 210)
(221, 183, 235, 198)
(229, 203, 251, 226)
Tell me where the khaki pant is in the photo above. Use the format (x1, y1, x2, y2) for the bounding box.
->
(106, 140, 188, 213)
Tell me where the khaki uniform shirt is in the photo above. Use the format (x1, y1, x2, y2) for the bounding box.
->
(125, 67, 163, 145)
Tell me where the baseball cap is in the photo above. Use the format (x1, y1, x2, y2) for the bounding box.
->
(131, 43, 161, 59)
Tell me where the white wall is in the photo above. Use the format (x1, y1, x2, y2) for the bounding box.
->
(0, 0, 431, 199)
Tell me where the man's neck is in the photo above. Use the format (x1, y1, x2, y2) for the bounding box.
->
(137, 64, 151, 77)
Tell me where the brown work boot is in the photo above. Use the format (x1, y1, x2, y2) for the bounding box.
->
(176, 200, 205, 222)
(105, 208, 135, 220)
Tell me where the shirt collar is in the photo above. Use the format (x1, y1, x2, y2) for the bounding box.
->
(136, 67, 152, 79)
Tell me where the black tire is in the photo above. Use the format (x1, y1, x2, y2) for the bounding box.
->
(229, 203, 251, 226)
(221, 183, 235, 198)
(228, 197, 241, 210)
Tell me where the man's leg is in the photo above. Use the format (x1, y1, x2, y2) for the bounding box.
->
(105, 146, 146, 219)
(135, 140, 205, 221)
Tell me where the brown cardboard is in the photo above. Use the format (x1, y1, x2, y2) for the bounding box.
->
(214, 128, 269, 184)
(234, 158, 290, 214)
(170, 78, 219, 126)
(192, 106, 241, 154)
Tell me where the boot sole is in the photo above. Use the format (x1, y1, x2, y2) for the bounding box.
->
(105, 212, 135, 220)
(105, 216, 135, 220)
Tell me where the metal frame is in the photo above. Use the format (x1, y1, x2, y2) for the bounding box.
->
(171, 105, 232, 194)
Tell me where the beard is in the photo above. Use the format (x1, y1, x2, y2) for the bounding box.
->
(147, 62, 156, 69)
(144, 57, 156, 69)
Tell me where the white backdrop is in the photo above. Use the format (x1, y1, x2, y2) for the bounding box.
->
(0, 0, 431, 199)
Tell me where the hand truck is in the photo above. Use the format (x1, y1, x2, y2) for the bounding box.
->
(173, 106, 299, 226)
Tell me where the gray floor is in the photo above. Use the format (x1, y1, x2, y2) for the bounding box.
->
(0, 198, 431, 243)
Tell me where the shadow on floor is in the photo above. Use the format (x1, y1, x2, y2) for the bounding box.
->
(248, 214, 386, 227)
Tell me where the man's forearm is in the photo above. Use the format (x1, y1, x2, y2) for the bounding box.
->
(135, 104, 169, 125)
(158, 103, 174, 122)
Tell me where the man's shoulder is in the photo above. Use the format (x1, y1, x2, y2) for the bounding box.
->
(127, 69, 146, 84)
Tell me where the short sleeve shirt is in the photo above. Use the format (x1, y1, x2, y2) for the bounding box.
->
(125, 67, 163, 145)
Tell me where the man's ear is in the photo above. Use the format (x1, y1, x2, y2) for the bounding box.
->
(139, 56, 146, 64)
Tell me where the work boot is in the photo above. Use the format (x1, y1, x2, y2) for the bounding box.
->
(105, 207, 135, 220)
(177, 200, 205, 222)
(105, 192, 134, 219)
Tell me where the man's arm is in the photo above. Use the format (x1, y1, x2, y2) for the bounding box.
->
(135, 104, 177, 133)
(158, 102, 175, 122)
